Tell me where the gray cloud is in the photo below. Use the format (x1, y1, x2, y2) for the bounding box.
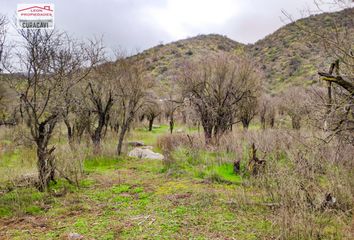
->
(1, 0, 340, 51)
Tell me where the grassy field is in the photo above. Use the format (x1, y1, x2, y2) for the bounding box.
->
(0, 124, 351, 239)
(0, 158, 273, 239)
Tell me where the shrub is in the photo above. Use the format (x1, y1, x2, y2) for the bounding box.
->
(220, 129, 353, 239)
(185, 50, 193, 56)
(156, 133, 203, 154)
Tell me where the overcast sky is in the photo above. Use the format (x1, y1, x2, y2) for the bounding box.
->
(1, 0, 348, 52)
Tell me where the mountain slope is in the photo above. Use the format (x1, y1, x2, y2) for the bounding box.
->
(249, 7, 354, 92)
(130, 34, 245, 82)
(128, 8, 353, 92)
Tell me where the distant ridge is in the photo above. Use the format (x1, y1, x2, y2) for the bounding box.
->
(128, 8, 353, 92)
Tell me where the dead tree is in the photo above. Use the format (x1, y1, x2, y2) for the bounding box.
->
(318, 60, 354, 142)
(248, 143, 266, 175)
(233, 159, 241, 174)
(318, 60, 353, 96)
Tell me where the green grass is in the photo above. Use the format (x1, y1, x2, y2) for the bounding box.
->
(0, 148, 37, 182)
(84, 156, 123, 172)
(214, 163, 242, 183)
(0, 147, 274, 239)
(129, 124, 198, 147)
(0, 124, 351, 239)
(129, 124, 170, 146)
(111, 184, 130, 194)
(164, 147, 244, 184)
(0, 188, 46, 217)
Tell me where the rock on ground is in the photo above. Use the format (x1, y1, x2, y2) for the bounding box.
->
(68, 233, 83, 239)
(128, 147, 164, 160)
(176, 128, 185, 133)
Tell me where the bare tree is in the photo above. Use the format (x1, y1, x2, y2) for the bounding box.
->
(239, 96, 258, 129)
(0, 15, 18, 126)
(179, 53, 261, 143)
(0, 84, 9, 123)
(59, 38, 104, 146)
(142, 94, 162, 131)
(86, 62, 115, 153)
(162, 81, 183, 134)
(259, 94, 276, 129)
(238, 73, 262, 129)
(0, 14, 8, 115)
(4, 29, 102, 191)
(62, 85, 89, 144)
(0, 83, 16, 126)
(115, 58, 154, 155)
(279, 87, 310, 130)
(0, 14, 7, 73)
(108, 104, 121, 134)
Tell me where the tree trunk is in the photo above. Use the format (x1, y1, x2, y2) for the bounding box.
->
(91, 113, 105, 154)
(213, 124, 219, 139)
(182, 111, 187, 124)
(34, 116, 57, 192)
(117, 123, 128, 155)
(91, 135, 101, 154)
(37, 146, 56, 191)
(203, 125, 213, 144)
(270, 117, 275, 128)
(169, 115, 174, 134)
(117, 112, 134, 156)
(233, 160, 241, 174)
(291, 115, 301, 130)
(148, 117, 154, 131)
(242, 118, 250, 129)
(112, 123, 119, 133)
(64, 118, 73, 144)
(260, 116, 266, 129)
(91, 131, 102, 154)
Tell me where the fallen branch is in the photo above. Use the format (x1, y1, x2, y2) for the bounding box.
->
(318, 72, 354, 96)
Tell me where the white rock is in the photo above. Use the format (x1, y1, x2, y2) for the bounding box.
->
(68, 233, 83, 239)
(128, 147, 164, 160)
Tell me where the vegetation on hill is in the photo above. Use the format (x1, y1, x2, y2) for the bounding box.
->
(250, 7, 354, 92)
(130, 34, 245, 82)
(126, 8, 354, 92)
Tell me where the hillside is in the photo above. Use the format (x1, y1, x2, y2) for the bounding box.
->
(129, 8, 353, 92)
(249, 7, 354, 92)
(130, 34, 245, 82)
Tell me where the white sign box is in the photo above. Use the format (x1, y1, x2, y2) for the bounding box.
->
(17, 4, 55, 29)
